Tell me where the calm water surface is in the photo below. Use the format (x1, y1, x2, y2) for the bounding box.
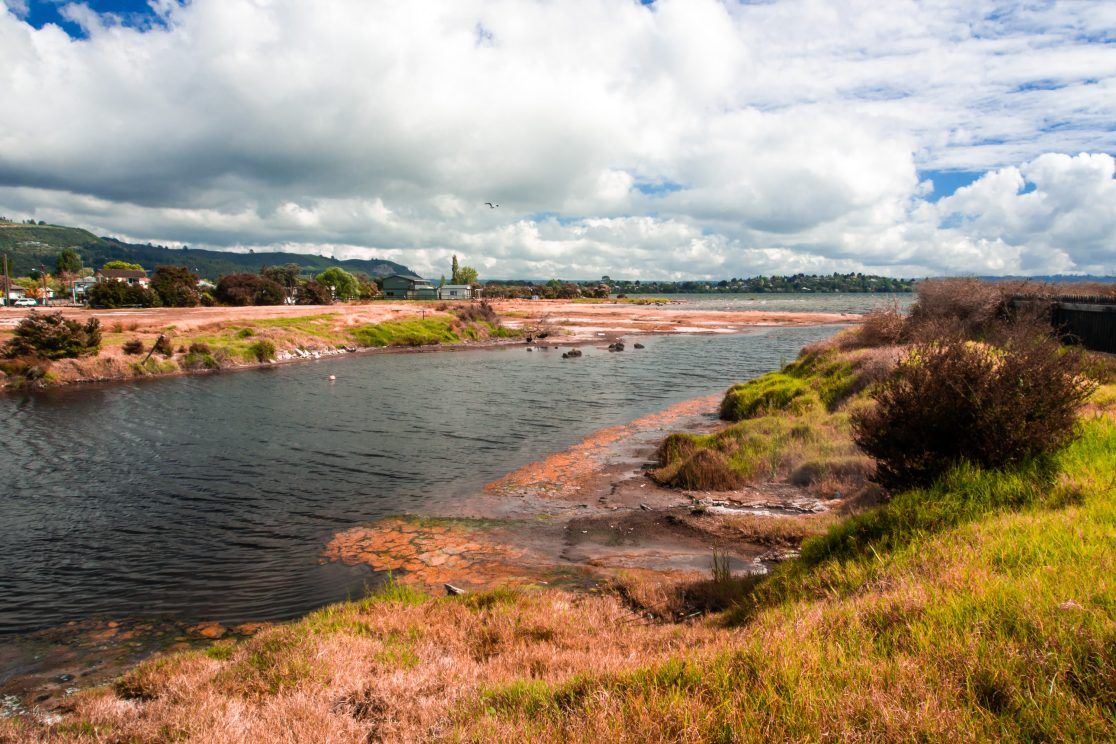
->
(638, 292, 914, 314)
(0, 327, 839, 635)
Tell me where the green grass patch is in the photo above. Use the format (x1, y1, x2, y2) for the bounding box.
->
(719, 372, 818, 421)
(351, 318, 461, 347)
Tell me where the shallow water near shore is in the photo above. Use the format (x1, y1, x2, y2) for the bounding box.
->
(0, 326, 839, 636)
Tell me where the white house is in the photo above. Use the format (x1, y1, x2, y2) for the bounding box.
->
(95, 268, 151, 286)
(437, 284, 475, 300)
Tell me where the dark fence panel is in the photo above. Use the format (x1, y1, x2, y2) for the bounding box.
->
(1011, 295, 1116, 354)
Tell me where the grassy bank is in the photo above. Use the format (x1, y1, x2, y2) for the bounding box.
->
(0, 308, 523, 392)
(5, 332, 1112, 741)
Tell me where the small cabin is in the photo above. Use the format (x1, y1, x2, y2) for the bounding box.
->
(437, 284, 474, 300)
(382, 274, 436, 300)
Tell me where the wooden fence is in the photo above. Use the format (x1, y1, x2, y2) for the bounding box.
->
(1011, 295, 1116, 354)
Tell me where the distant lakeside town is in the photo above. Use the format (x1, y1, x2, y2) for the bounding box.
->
(0, 217, 918, 308)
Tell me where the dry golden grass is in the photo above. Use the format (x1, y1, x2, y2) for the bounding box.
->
(2, 586, 724, 744)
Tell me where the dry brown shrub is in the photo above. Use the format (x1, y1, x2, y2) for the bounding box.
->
(853, 334, 1096, 489)
(846, 303, 905, 348)
(905, 277, 1008, 341)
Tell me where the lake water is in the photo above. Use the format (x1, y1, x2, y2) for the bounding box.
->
(0, 326, 841, 635)
(632, 292, 914, 314)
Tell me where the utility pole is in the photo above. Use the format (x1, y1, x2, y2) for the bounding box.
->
(40, 264, 48, 307)
(2, 254, 9, 307)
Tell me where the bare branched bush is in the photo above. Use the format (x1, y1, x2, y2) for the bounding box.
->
(852, 335, 1096, 489)
(847, 303, 905, 348)
(904, 278, 1007, 341)
(454, 301, 499, 325)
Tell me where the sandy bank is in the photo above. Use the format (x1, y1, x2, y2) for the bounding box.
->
(0, 299, 854, 393)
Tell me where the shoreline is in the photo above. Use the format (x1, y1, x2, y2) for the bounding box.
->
(0, 299, 855, 395)
(0, 385, 836, 715)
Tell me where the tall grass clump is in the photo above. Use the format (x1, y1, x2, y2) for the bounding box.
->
(248, 339, 276, 362)
(852, 334, 1096, 489)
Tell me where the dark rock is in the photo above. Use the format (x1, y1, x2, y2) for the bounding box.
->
(444, 583, 466, 596)
(639, 503, 652, 511)
(633, 342, 645, 349)
(56, 674, 75, 683)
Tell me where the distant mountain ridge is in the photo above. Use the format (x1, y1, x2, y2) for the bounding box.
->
(0, 221, 415, 280)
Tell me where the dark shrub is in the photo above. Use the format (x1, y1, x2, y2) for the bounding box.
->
(152, 335, 175, 358)
(905, 278, 1007, 341)
(151, 265, 200, 307)
(249, 339, 276, 362)
(848, 304, 905, 348)
(86, 281, 160, 309)
(215, 274, 285, 306)
(188, 342, 211, 354)
(852, 335, 1096, 489)
(122, 338, 145, 355)
(296, 279, 333, 305)
(454, 301, 499, 325)
(3, 312, 101, 359)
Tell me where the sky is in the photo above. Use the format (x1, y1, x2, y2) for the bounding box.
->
(0, 1, 1114, 280)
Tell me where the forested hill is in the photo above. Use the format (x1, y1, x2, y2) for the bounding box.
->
(0, 221, 414, 279)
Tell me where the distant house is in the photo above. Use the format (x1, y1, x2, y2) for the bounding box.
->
(95, 268, 150, 286)
(4, 284, 28, 303)
(437, 284, 476, 300)
(382, 274, 436, 300)
(73, 275, 98, 297)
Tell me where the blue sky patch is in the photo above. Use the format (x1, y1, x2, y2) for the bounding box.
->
(921, 170, 983, 201)
(15, 1, 167, 38)
(634, 180, 683, 196)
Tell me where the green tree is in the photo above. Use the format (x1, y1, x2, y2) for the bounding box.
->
(260, 263, 301, 300)
(86, 281, 160, 309)
(451, 255, 460, 284)
(55, 248, 82, 275)
(151, 265, 200, 307)
(315, 267, 360, 301)
(102, 260, 144, 271)
(457, 266, 478, 285)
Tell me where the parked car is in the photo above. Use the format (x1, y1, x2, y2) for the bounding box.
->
(14, 297, 38, 307)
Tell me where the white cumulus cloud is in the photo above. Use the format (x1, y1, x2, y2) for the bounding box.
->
(0, 0, 1113, 278)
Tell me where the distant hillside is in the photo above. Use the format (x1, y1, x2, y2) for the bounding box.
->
(0, 221, 415, 280)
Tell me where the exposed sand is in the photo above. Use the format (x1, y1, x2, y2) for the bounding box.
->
(0, 298, 853, 335)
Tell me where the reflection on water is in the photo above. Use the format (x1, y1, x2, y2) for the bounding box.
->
(0, 326, 839, 634)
